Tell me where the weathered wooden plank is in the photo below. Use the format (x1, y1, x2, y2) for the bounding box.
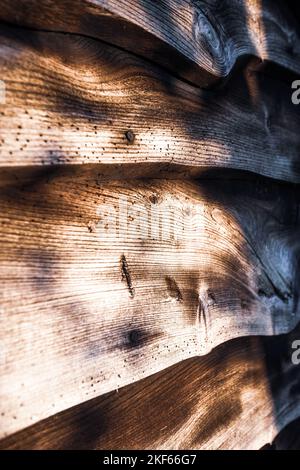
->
(0, 0, 299, 87)
(0, 170, 299, 438)
(1, 324, 300, 450)
(0, 25, 300, 182)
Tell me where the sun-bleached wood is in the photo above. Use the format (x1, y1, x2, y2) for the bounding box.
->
(0, 170, 299, 438)
(0, 0, 299, 87)
(1, 324, 300, 450)
(0, 24, 299, 182)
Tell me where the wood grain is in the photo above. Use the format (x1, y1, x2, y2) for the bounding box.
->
(1, 323, 300, 449)
(0, 0, 299, 87)
(0, 170, 299, 438)
(0, 24, 300, 182)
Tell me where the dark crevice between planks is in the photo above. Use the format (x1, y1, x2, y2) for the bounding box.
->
(2, 165, 300, 189)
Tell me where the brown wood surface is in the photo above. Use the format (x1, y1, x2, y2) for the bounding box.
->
(0, 1, 299, 87)
(0, 24, 299, 182)
(0, 0, 300, 450)
(0, 170, 299, 438)
(1, 323, 300, 450)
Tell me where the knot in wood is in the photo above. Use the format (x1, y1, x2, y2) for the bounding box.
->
(194, 10, 221, 52)
(193, 7, 231, 75)
(125, 130, 135, 144)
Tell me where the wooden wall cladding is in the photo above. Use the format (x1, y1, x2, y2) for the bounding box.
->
(1, 324, 300, 450)
(0, 0, 300, 87)
(0, 173, 299, 439)
(0, 24, 300, 182)
(0, 0, 299, 450)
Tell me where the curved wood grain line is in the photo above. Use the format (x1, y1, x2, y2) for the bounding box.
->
(0, 0, 299, 87)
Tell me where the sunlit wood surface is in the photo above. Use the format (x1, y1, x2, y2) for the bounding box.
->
(0, 0, 299, 449)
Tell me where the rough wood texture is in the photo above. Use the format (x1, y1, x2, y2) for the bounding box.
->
(0, 170, 299, 438)
(0, 0, 300, 450)
(0, 0, 299, 87)
(1, 324, 300, 450)
(0, 24, 300, 182)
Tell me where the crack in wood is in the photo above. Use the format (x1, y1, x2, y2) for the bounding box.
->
(120, 254, 135, 298)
